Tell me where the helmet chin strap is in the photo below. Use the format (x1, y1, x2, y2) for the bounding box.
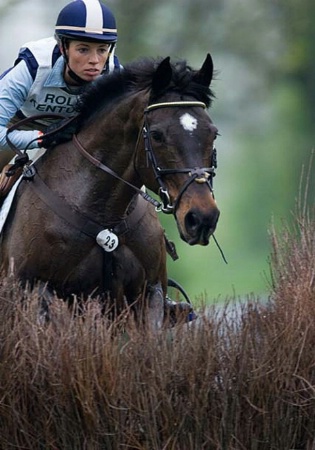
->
(60, 39, 89, 86)
(66, 64, 90, 86)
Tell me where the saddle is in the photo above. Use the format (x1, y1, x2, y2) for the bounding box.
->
(0, 164, 23, 199)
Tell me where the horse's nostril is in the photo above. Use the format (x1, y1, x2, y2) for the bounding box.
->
(185, 211, 200, 231)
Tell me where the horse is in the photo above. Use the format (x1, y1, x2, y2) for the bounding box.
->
(0, 53, 220, 328)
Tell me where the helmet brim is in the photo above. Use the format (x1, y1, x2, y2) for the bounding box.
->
(55, 30, 117, 43)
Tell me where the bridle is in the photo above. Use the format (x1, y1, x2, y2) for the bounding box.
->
(142, 101, 217, 214)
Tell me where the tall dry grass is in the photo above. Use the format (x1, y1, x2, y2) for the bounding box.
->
(0, 171, 314, 449)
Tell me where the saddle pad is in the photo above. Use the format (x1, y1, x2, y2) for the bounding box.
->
(0, 148, 46, 234)
(0, 176, 23, 234)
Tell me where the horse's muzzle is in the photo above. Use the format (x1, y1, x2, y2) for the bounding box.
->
(179, 206, 220, 245)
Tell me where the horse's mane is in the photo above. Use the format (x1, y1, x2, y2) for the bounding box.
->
(76, 57, 215, 127)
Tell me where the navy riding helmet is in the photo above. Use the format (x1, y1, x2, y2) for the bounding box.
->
(55, 0, 118, 43)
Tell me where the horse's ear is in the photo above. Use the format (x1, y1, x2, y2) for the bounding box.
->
(193, 53, 214, 87)
(152, 57, 173, 94)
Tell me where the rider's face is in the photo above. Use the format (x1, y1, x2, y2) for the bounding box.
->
(64, 40, 111, 84)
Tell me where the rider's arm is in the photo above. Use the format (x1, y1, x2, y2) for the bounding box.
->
(0, 60, 41, 150)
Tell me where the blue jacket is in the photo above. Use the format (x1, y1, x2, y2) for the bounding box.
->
(0, 37, 121, 151)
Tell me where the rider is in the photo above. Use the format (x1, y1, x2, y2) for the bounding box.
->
(0, 0, 121, 167)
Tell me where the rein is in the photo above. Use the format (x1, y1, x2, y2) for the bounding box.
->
(6, 113, 77, 154)
(5, 113, 78, 174)
(72, 134, 161, 210)
(143, 101, 217, 214)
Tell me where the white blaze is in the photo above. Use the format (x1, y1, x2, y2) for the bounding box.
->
(180, 113, 198, 132)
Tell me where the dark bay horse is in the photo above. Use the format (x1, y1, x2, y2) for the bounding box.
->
(0, 54, 220, 327)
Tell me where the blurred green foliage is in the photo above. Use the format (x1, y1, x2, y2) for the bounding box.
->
(0, 0, 313, 302)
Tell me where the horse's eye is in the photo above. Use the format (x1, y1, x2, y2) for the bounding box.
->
(150, 130, 164, 143)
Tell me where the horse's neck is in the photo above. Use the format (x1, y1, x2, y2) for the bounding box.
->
(72, 98, 145, 220)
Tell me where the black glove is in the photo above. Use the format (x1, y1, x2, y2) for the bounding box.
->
(39, 118, 78, 149)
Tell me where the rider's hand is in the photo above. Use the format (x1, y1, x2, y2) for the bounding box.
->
(38, 119, 77, 149)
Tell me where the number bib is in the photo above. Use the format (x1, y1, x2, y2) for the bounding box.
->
(96, 229, 119, 252)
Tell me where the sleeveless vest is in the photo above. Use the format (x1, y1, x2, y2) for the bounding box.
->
(11, 37, 121, 122)
(17, 37, 78, 119)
